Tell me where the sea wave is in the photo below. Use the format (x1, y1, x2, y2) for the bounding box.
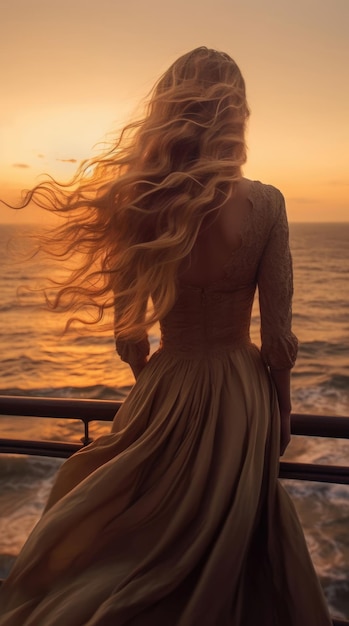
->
(0, 384, 130, 400)
(0, 454, 61, 484)
(0, 455, 63, 560)
(299, 341, 349, 357)
(282, 479, 349, 619)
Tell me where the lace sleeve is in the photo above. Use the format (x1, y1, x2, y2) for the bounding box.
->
(257, 190, 298, 369)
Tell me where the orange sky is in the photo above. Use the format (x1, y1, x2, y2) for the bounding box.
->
(1, 0, 348, 223)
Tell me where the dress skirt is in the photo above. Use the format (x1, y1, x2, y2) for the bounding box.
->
(0, 344, 332, 625)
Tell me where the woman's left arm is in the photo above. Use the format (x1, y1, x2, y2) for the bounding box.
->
(257, 189, 298, 455)
(114, 294, 150, 380)
(115, 334, 150, 380)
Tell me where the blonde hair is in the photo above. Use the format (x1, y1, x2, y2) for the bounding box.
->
(18, 47, 249, 340)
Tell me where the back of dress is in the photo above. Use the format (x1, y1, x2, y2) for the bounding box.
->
(160, 179, 297, 370)
(0, 181, 332, 626)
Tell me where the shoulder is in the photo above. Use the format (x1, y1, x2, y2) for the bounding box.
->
(245, 178, 285, 206)
(245, 179, 287, 226)
(240, 179, 289, 246)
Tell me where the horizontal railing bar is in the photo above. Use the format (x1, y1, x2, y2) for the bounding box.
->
(280, 461, 349, 484)
(0, 438, 81, 458)
(0, 395, 120, 421)
(1, 395, 349, 438)
(291, 413, 349, 439)
(0, 437, 348, 484)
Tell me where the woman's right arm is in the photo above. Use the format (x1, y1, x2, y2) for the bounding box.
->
(257, 188, 298, 455)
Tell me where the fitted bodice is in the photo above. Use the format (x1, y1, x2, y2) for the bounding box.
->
(160, 282, 256, 355)
(116, 181, 298, 370)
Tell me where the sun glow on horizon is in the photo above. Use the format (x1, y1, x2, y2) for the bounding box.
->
(1, 0, 348, 223)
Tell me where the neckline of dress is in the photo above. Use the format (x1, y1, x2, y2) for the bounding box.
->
(177, 179, 259, 292)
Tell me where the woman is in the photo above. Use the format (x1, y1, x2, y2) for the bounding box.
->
(0, 47, 331, 625)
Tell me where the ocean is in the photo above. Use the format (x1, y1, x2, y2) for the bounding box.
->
(0, 222, 348, 619)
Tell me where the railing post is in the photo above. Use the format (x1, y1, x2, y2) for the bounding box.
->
(80, 418, 93, 446)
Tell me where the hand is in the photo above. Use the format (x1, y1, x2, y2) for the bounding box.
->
(269, 369, 292, 456)
(279, 411, 291, 456)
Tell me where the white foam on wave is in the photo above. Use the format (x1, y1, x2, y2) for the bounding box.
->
(0, 455, 63, 556)
(282, 478, 349, 618)
(292, 383, 349, 418)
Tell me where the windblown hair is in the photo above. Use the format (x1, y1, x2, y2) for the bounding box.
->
(17, 46, 250, 340)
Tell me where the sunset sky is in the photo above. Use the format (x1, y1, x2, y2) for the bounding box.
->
(1, 0, 348, 223)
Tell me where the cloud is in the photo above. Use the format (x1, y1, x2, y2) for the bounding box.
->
(288, 197, 317, 204)
(327, 179, 349, 186)
(56, 158, 78, 163)
(12, 163, 31, 169)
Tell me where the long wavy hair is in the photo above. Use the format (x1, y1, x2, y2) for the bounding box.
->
(15, 46, 249, 340)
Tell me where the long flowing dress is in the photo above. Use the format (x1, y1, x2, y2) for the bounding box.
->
(0, 181, 332, 625)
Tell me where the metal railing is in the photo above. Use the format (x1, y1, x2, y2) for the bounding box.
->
(1, 395, 349, 484)
(0, 395, 349, 625)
